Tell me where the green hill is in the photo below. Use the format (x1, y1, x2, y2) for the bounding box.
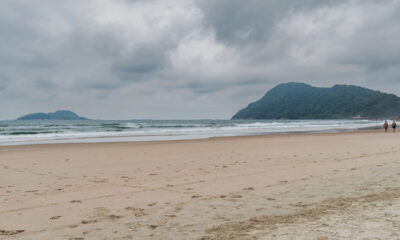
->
(232, 82, 400, 119)
(18, 110, 87, 120)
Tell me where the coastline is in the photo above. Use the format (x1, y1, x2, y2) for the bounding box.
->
(0, 125, 380, 147)
(1, 129, 399, 239)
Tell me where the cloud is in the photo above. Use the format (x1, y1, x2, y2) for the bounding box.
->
(0, 0, 399, 119)
(197, 0, 346, 45)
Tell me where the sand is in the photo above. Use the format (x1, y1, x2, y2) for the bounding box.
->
(1, 130, 400, 239)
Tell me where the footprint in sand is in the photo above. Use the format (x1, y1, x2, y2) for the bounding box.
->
(107, 214, 122, 220)
(25, 190, 39, 193)
(93, 178, 108, 183)
(229, 194, 242, 199)
(0, 229, 25, 236)
(81, 219, 98, 224)
(148, 225, 158, 229)
(125, 207, 148, 217)
(80, 208, 110, 225)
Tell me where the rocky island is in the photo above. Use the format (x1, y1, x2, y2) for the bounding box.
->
(17, 110, 88, 120)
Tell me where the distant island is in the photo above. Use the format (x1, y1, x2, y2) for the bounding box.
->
(18, 110, 88, 120)
(232, 82, 400, 119)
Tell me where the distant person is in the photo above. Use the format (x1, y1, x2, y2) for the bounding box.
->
(392, 120, 397, 132)
(384, 121, 389, 132)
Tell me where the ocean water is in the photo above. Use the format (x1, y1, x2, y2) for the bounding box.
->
(0, 119, 379, 146)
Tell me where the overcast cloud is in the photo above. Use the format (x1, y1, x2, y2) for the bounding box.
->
(0, 0, 399, 119)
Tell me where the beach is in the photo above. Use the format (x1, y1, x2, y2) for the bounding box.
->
(1, 130, 400, 239)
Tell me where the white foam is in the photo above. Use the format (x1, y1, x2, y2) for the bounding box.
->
(0, 120, 379, 146)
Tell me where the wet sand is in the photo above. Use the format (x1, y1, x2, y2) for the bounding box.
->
(1, 130, 400, 239)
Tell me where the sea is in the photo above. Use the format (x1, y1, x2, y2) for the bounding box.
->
(0, 119, 381, 146)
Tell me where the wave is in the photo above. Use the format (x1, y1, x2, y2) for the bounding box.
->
(6, 131, 60, 135)
(0, 119, 379, 145)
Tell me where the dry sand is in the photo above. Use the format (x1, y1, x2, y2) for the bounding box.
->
(1, 130, 400, 239)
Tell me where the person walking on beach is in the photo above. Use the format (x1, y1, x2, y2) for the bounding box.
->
(392, 120, 397, 132)
(384, 121, 389, 132)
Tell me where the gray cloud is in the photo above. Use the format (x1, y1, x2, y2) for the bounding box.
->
(0, 0, 399, 119)
(112, 44, 168, 81)
(197, 0, 346, 45)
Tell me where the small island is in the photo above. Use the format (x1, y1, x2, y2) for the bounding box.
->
(17, 110, 88, 120)
(232, 82, 400, 119)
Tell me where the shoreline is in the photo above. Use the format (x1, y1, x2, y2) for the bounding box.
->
(0, 126, 381, 147)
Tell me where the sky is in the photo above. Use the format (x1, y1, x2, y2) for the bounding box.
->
(1, 0, 400, 120)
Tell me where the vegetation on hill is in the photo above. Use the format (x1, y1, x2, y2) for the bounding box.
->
(232, 82, 400, 119)
(18, 110, 87, 120)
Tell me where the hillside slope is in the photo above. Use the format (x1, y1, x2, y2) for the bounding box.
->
(232, 83, 400, 119)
